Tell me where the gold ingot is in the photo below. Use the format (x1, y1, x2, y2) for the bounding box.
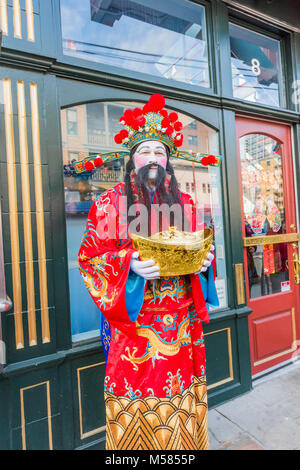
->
(130, 226, 213, 276)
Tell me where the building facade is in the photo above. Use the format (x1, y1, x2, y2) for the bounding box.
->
(0, 0, 299, 450)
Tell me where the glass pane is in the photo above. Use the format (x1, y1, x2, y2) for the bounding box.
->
(171, 117, 227, 310)
(61, 101, 226, 341)
(240, 133, 289, 299)
(247, 243, 289, 299)
(62, 102, 127, 342)
(60, 0, 210, 88)
(230, 23, 282, 107)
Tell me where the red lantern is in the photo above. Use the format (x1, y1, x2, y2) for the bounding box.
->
(201, 156, 209, 166)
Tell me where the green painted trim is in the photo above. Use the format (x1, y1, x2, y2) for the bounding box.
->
(0, 340, 103, 378)
(220, 97, 300, 122)
(220, 109, 246, 309)
(208, 381, 252, 408)
(216, 0, 234, 98)
(0, 51, 299, 121)
(209, 306, 252, 323)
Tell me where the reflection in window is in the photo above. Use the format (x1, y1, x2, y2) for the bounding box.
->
(171, 117, 227, 310)
(230, 23, 282, 107)
(240, 134, 289, 299)
(188, 120, 197, 129)
(61, 101, 226, 341)
(67, 109, 78, 135)
(188, 135, 198, 146)
(61, 0, 210, 88)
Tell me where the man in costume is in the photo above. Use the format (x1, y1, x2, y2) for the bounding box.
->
(77, 93, 221, 450)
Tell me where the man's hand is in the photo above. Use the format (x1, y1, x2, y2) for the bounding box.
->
(197, 245, 215, 274)
(130, 251, 160, 280)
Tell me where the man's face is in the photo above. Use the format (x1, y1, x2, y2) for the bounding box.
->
(133, 140, 168, 179)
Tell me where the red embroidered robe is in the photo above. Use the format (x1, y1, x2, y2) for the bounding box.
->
(78, 177, 218, 450)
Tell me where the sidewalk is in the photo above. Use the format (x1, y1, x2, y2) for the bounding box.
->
(208, 360, 300, 450)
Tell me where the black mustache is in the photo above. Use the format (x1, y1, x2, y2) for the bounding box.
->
(136, 163, 166, 186)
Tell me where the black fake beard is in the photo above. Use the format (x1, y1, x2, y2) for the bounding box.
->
(124, 158, 189, 235)
(135, 163, 166, 190)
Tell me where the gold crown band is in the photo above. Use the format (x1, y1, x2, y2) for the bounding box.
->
(73, 150, 221, 175)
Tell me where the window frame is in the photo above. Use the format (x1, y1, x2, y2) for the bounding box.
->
(56, 0, 217, 97)
(228, 16, 290, 109)
(56, 79, 238, 350)
(58, 96, 230, 346)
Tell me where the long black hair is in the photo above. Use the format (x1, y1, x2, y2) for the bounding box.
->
(124, 144, 189, 234)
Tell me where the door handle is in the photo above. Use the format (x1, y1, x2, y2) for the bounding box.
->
(292, 251, 300, 284)
(235, 263, 245, 305)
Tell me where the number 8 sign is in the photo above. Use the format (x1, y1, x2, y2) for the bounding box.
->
(251, 58, 261, 76)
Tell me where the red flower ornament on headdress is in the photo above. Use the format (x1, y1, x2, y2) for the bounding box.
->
(113, 93, 184, 154)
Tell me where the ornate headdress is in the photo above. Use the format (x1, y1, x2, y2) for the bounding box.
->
(73, 93, 222, 174)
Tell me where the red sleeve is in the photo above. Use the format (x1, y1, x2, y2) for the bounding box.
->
(78, 190, 137, 339)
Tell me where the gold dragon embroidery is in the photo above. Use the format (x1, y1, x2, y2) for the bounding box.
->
(121, 318, 191, 370)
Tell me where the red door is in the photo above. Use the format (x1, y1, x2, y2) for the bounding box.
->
(236, 117, 300, 376)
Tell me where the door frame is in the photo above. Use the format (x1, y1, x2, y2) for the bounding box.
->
(235, 115, 300, 375)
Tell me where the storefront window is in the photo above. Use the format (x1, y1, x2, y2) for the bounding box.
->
(61, 101, 226, 342)
(60, 0, 210, 89)
(230, 23, 283, 107)
(240, 134, 289, 298)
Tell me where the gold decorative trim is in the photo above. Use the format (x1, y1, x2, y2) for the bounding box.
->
(254, 308, 297, 366)
(235, 263, 245, 305)
(0, 0, 35, 40)
(105, 375, 209, 450)
(3, 78, 24, 349)
(25, 0, 34, 42)
(30, 82, 50, 344)
(20, 381, 53, 450)
(77, 362, 106, 439)
(0, 0, 8, 35)
(17, 81, 37, 347)
(13, 0, 22, 39)
(243, 233, 299, 247)
(204, 328, 234, 390)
